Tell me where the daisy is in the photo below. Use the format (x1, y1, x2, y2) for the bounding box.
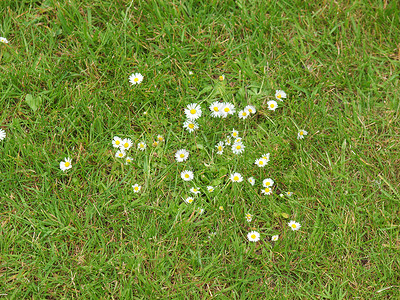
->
(232, 142, 245, 155)
(0, 37, 9, 44)
(152, 141, 159, 147)
(120, 138, 133, 151)
(238, 109, 249, 119)
(275, 90, 287, 101)
(288, 220, 301, 231)
(190, 187, 200, 195)
(248, 177, 255, 186)
(184, 197, 194, 204)
(234, 137, 242, 144)
(137, 142, 146, 151)
(225, 137, 231, 146)
(112, 136, 122, 148)
(286, 191, 293, 197)
(183, 120, 199, 133)
(244, 105, 256, 114)
(261, 153, 270, 162)
(209, 101, 223, 118)
(267, 100, 278, 111)
(115, 150, 126, 158)
(247, 231, 260, 242)
(157, 135, 164, 142)
(184, 103, 202, 120)
(0, 129, 6, 141)
(215, 141, 224, 155)
(175, 149, 189, 162)
(271, 235, 279, 242)
(219, 75, 225, 81)
(231, 129, 239, 138)
(261, 187, 272, 195)
(255, 158, 267, 167)
(199, 208, 205, 214)
(219, 206, 224, 211)
(132, 184, 141, 193)
(181, 170, 194, 181)
(221, 102, 235, 118)
(60, 157, 72, 172)
(207, 186, 214, 192)
(262, 178, 274, 187)
(245, 213, 253, 222)
(297, 130, 308, 139)
(129, 73, 144, 85)
(125, 156, 133, 165)
(230, 172, 243, 183)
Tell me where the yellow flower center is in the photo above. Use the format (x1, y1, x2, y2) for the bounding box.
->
(219, 206, 223, 210)
(265, 188, 270, 193)
(158, 137, 163, 141)
(277, 94, 281, 98)
(291, 224, 297, 228)
(259, 161, 264, 165)
(242, 112, 247, 116)
(224, 107, 229, 112)
(233, 133, 237, 137)
(124, 143, 129, 148)
(180, 154, 185, 158)
(236, 145, 241, 150)
(140, 144, 143, 147)
(190, 109, 196, 114)
(219, 75, 224, 81)
(248, 109, 253, 113)
(193, 189, 197, 192)
(214, 107, 219, 112)
(64, 162, 70, 167)
(127, 159, 131, 162)
(119, 153, 123, 157)
(115, 140, 120, 145)
(218, 146, 222, 151)
(233, 176, 239, 181)
(134, 187, 138, 191)
(251, 234, 256, 239)
(270, 104, 275, 108)
(188, 199, 193, 203)
(188, 123, 194, 129)
(134, 77, 139, 82)
(265, 182, 270, 186)
(300, 131, 304, 135)
(185, 174, 189, 178)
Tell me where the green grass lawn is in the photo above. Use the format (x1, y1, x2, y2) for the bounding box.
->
(1, 0, 400, 298)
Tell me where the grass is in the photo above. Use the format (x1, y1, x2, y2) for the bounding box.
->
(1, 0, 400, 298)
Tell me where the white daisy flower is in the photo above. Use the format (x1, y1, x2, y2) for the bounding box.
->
(207, 186, 214, 192)
(175, 149, 189, 162)
(231, 129, 239, 138)
(230, 172, 243, 183)
(267, 100, 278, 111)
(275, 90, 287, 101)
(190, 187, 200, 195)
(225, 137, 231, 146)
(181, 170, 194, 181)
(261, 187, 272, 195)
(132, 184, 141, 193)
(215, 141, 224, 155)
(199, 208, 205, 214)
(245, 213, 253, 222)
(157, 135, 164, 142)
(297, 130, 308, 139)
(209, 101, 223, 118)
(255, 158, 267, 167)
(184, 197, 194, 204)
(221, 102, 235, 118)
(152, 141, 159, 147)
(137, 142, 147, 151)
(247, 231, 260, 242)
(244, 105, 256, 114)
(248, 177, 255, 186)
(261, 153, 270, 162)
(0, 129, 6, 141)
(184, 103, 202, 120)
(219, 206, 224, 211)
(115, 150, 126, 158)
(286, 191, 293, 197)
(232, 142, 245, 155)
(238, 109, 249, 119)
(120, 138, 133, 151)
(0, 37, 9, 44)
(183, 120, 199, 133)
(125, 156, 133, 165)
(234, 137, 242, 144)
(129, 73, 144, 85)
(112, 136, 122, 148)
(219, 75, 225, 81)
(271, 235, 279, 242)
(60, 157, 72, 172)
(288, 220, 301, 231)
(262, 178, 274, 187)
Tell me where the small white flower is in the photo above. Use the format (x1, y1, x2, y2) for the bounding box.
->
(190, 187, 200, 195)
(219, 75, 225, 81)
(232, 142, 245, 155)
(275, 90, 287, 101)
(255, 158, 267, 167)
(279, 193, 284, 197)
(60, 157, 72, 172)
(184, 197, 194, 204)
(112, 136, 122, 148)
(230, 172, 243, 183)
(231, 129, 239, 138)
(125, 156, 133, 165)
(244, 105, 256, 114)
(247, 231, 260, 242)
(262, 178, 274, 187)
(245, 213, 253, 222)
(234, 137, 242, 144)
(0, 129, 6, 141)
(261, 187, 272, 195)
(207, 186, 214, 192)
(208, 231, 217, 239)
(261, 153, 270, 162)
(181, 170, 194, 181)
(267, 100, 278, 111)
(219, 206, 224, 211)
(137, 142, 147, 151)
(238, 109, 249, 119)
(271, 235, 279, 242)
(120, 138, 133, 151)
(132, 184, 141, 193)
(215, 141, 224, 155)
(286, 191, 293, 197)
(199, 208, 205, 214)
(129, 73, 144, 85)
(188, 71, 194, 75)
(221, 102, 235, 118)
(115, 150, 126, 158)
(152, 141, 159, 147)
(175, 149, 189, 162)
(288, 220, 301, 231)
(297, 130, 308, 139)
(209, 101, 223, 118)
(157, 135, 164, 142)
(248, 177, 255, 186)
(183, 120, 199, 133)
(184, 103, 202, 120)
(0, 37, 9, 44)
(225, 137, 231, 146)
